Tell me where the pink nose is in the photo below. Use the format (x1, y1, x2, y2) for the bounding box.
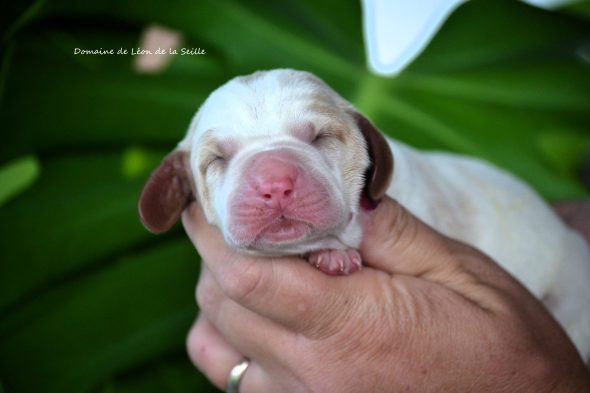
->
(258, 176, 294, 208)
(253, 158, 299, 209)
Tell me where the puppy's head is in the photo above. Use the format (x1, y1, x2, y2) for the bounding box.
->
(139, 69, 392, 254)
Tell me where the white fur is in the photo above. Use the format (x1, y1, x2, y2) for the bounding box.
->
(178, 69, 590, 361)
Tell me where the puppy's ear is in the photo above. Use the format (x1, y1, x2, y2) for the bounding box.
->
(138, 150, 194, 233)
(352, 113, 394, 202)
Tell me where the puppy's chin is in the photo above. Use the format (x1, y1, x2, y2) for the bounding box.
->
(256, 218, 313, 245)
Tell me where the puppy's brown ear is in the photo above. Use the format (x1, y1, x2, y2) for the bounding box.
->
(138, 150, 194, 233)
(353, 113, 394, 202)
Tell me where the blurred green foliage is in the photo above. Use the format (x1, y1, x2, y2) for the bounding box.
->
(0, 0, 589, 392)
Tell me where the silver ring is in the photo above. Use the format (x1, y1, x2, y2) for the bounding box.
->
(226, 358, 250, 393)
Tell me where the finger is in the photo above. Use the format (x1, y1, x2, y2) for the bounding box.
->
(196, 265, 298, 357)
(360, 197, 511, 293)
(361, 197, 459, 274)
(186, 314, 244, 390)
(182, 202, 360, 337)
(187, 314, 271, 392)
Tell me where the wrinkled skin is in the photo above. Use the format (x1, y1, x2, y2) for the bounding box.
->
(183, 199, 590, 393)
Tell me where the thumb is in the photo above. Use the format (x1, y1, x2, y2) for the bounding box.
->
(360, 197, 466, 280)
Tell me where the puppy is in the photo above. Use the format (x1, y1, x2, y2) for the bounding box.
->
(138, 69, 590, 361)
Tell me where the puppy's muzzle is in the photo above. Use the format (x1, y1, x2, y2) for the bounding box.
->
(227, 149, 344, 249)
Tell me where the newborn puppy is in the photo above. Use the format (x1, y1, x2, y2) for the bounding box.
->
(139, 69, 590, 360)
(140, 70, 392, 275)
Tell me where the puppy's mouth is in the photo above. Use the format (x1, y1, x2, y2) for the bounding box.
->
(227, 205, 339, 251)
(256, 216, 312, 244)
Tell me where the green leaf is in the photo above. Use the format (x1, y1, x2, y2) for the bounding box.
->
(0, 151, 169, 311)
(0, 239, 201, 393)
(121, 147, 168, 179)
(0, 28, 226, 161)
(563, 0, 590, 20)
(0, 155, 40, 206)
(97, 358, 216, 393)
(537, 131, 590, 175)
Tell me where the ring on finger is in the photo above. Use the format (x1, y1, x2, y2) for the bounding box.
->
(226, 358, 250, 393)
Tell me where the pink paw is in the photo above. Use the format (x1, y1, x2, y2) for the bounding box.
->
(308, 249, 362, 276)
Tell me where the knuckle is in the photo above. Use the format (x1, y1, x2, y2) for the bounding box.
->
(196, 279, 220, 315)
(195, 266, 224, 317)
(381, 201, 419, 254)
(395, 205, 419, 244)
(219, 259, 268, 304)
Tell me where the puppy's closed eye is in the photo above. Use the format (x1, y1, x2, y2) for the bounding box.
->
(311, 129, 344, 150)
(200, 152, 226, 174)
(312, 124, 343, 141)
(197, 132, 238, 174)
(311, 132, 329, 144)
(208, 153, 226, 167)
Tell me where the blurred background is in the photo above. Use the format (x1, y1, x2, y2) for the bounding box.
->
(1, 0, 589, 392)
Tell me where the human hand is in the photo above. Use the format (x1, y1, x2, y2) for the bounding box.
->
(183, 198, 590, 393)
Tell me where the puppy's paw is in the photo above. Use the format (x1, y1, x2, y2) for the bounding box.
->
(308, 249, 362, 275)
